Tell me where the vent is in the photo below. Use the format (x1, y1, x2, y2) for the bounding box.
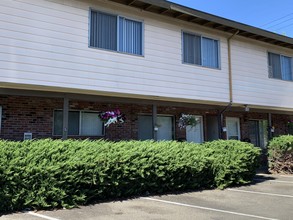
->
(24, 132, 32, 141)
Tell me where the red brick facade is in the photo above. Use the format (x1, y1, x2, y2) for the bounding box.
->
(0, 95, 292, 142)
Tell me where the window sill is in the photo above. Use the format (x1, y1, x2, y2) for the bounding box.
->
(88, 45, 144, 58)
(182, 61, 221, 70)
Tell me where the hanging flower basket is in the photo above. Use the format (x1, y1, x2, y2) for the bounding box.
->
(178, 114, 199, 129)
(99, 109, 126, 127)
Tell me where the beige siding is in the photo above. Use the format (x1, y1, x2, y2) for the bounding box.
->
(231, 38, 293, 109)
(0, 0, 229, 104)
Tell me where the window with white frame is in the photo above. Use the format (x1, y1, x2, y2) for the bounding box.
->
(53, 110, 104, 136)
(182, 32, 220, 68)
(268, 52, 293, 81)
(89, 9, 143, 55)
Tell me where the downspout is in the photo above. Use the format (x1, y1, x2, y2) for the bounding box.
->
(228, 30, 239, 103)
(218, 30, 239, 139)
(218, 101, 232, 139)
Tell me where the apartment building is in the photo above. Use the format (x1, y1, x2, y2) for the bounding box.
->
(0, 0, 293, 148)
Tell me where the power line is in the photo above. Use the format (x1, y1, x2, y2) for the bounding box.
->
(260, 12, 293, 27)
(265, 16, 293, 29)
(273, 22, 293, 32)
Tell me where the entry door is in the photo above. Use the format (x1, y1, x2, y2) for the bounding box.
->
(206, 116, 219, 141)
(249, 120, 268, 148)
(138, 115, 173, 141)
(157, 116, 173, 140)
(226, 117, 241, 140)
(186, 116, 204, 143)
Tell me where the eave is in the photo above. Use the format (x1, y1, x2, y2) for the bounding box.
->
(108, 0, 293, 49)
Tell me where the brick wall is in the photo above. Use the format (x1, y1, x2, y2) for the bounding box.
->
(0, 96, 63, 140)
(224, 111, 291, 140)
(0, 95, 291, 141)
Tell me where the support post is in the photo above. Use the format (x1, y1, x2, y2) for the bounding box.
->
(62, 96, 69, 140)
(268, 113, 273, 140)
(152, 104, 158, 141)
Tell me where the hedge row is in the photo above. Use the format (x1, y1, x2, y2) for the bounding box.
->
(268, 135, 293, 174)
(0, 139, 260, 212)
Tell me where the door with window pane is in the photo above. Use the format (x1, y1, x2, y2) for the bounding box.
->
(186, 116, 204, 143)
(138, 116, 173, 141)
(226, 117, 240, 140)
(249, 120, 268, 149)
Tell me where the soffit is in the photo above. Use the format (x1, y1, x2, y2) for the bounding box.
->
(108, 0, 293, 49)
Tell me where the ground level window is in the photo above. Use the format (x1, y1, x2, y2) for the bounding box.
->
(53, 110, 104, 136)
(138, 115, 174, 140)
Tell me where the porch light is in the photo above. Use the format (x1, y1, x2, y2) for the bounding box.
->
(244, 105, 250, 112)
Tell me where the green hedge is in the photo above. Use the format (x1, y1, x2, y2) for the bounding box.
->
(0, 139, 260, 212)
(268, 135, 293, 174)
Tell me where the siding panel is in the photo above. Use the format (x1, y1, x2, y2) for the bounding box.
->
(231, 39, 293, 109)
(1, 0, 230, 103)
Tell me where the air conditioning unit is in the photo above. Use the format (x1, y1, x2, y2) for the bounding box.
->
(24, 132, 33, 140)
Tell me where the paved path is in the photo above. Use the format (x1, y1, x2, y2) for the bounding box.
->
(1, 174, 293, 220)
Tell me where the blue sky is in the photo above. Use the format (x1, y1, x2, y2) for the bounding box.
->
(170, 0, 293, 38)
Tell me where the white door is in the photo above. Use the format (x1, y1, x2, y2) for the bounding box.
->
(186, 116, 204, 143)
(226, 117, 241, 140)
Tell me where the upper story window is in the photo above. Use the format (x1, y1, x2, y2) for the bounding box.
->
(268, 52, 292, 81)
(89, 10, 143, 56)
(182, 32, 220, 69)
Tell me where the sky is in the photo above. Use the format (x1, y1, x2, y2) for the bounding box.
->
(170, 0, 293, 38)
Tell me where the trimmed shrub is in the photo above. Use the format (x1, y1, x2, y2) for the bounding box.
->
(202, 140, 261, 188)
(268, 135, 293, 174)
(0, 139, 260, 212)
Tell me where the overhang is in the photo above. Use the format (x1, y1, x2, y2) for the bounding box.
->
(108, 0, 293, 49)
